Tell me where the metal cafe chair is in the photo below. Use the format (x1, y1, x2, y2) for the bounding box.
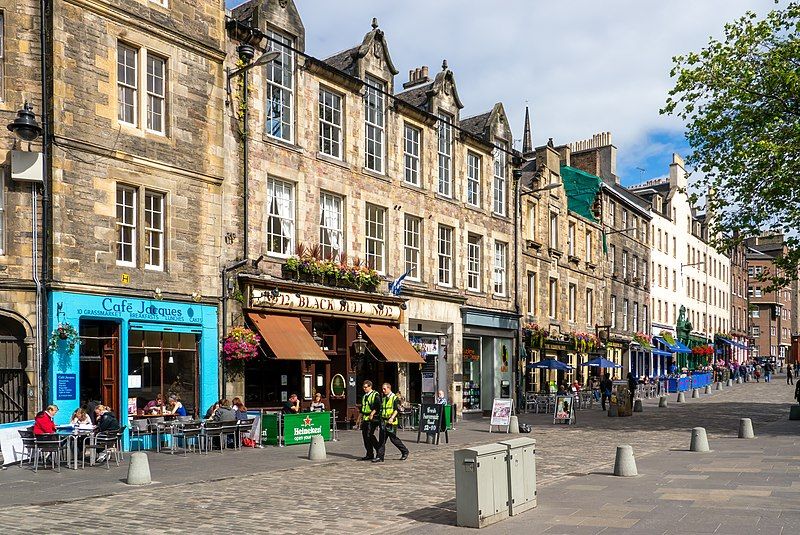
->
(82, 432, 122, 469)
(236, 419, 255, 448)
(130, 419, 154, 451)
(17, 429, 37, 468)
(203, 421, 224, 454)
(220, 422, 239, 451)
(33, 433, 68, 473)
(172, 422, 203, 456)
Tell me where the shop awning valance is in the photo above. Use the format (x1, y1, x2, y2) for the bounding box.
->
(673, 341, 693, 354)
(653, 337, 677, 352)
(717, 337, 749, 350)
(357, 323, 425, 364)
(651, 348, 672, 357)
(247, 313, 329, 362)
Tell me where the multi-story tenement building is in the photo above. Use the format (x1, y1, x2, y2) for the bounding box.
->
(0, 0, 45, 422)
(631, 154, 731, 369)
(728, 238, 750, 363)
(224, 0, 518, 417)
(518, 119, 605, 393)
(1, 0, 227, 425)
(746, 235, 793, 365)
(566, 133, 651, 376)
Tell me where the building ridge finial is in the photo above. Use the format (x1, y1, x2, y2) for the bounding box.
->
(442, 59, 448, 71)
(371, 17, 378, 30)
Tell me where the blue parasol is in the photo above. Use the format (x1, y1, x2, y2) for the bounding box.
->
(526, 358, 573, 370)
(580, 356, 622, 368)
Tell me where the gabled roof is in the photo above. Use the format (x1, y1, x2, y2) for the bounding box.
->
(321, 19, 398, 78)
(395, 82, 433, 108)
(602, 181, 651, 218)
(460, 112, 491, 138)
(323, 46, 359, 73)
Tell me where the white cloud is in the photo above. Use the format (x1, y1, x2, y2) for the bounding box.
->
(230, 0, 773, 176)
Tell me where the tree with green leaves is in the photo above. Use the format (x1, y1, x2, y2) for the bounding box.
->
(662, 1, 800, 288)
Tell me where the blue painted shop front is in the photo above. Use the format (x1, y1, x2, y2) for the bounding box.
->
(47, 291, 218, 446)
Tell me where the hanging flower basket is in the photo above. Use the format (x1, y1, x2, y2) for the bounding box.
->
(48, 322, 80, 353)
(633, 332, 652, 350)
(222, 326, 261, 380)
(522, 322, 549, 349)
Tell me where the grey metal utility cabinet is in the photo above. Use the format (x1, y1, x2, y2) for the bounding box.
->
(454, 443, 510, 528)
(498, 437, 537, 515)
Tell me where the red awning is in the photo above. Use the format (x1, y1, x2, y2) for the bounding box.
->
(247, 313, 329, 362)
(357, 323, 425, 364)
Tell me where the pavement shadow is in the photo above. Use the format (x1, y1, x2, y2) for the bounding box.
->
(326, 452, 360, 460)
(399, 498, 457, 527)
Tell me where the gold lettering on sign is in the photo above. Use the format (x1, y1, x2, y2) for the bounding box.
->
(250, 290, 401, 321)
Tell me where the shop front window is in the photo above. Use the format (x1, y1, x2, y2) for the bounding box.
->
(127, 330, 198, 416)
(462, 338, 481, 410)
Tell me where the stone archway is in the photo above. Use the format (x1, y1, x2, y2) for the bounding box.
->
(0, 315, 30, 423)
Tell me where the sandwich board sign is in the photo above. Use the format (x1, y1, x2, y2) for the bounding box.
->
(489, 398, 513, 433)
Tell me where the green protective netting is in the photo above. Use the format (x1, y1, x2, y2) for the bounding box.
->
(560, 165, 601, 223)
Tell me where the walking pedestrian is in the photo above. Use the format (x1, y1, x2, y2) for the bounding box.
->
(600, 373, 613, 411)
(764, 361, 772, 383)
(359, 380, 380, 461)
(787, 363, 794, 385)
(373, 382, 408, 463)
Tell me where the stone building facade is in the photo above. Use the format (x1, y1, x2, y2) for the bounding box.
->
(224, 0, 517, 418)
(746, 236, 793, 365)
(517, 124, 605, 393)
(566, 133, 652, 376)
(0, 0, 44, 422)
(3, 0, 227, 425)
(729, 238, 750, 363)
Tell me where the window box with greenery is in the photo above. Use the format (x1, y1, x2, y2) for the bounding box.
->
(633, 332, 652, 350)
(522, 322, 550, 349)
(280, 243, 382, 292)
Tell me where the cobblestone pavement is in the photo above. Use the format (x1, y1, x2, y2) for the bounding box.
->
(0, 378, 797, 534)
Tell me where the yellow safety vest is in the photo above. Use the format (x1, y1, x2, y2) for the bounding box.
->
(361, 391, 377, 420)
(381, 393, 397, 423)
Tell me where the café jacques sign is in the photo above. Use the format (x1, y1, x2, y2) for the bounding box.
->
(250, 289, 401, 322)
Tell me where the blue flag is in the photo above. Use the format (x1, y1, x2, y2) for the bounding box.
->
(388, 270, 412, 296)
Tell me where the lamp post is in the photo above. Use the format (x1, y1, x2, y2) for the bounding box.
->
(351, 329, 368, 372)
(7, 102, 43, 145)
(226, 47, 280, 260)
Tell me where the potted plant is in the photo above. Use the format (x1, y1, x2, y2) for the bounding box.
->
(633, 332, 652, 350)
(48, 322, 80, 353)
(222, 326, 261, 379)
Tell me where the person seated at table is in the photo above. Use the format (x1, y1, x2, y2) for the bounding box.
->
(70, 407, 93, 427)
(233, 397, 249, 420)
(556, 383, 568, 396)
(165, 394, 187, 416)
(212, 399, 237, 422)
(204, 401, 220, 420)
(33, 404, 58, 435)
(282, 393, 300, 414)
(309, 392, 325, 412)
(91, 406, 120, 463)
(144, 393, 165, 414)
(570, 381, 581, 394)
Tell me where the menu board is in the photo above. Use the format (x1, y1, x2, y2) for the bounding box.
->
(490, 398, 513, 428)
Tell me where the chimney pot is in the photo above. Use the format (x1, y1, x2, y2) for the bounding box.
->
(421, 66, 429, 78)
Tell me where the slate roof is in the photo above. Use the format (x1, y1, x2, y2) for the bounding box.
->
(395, 82, 433, 108)
(322, 46, 359, 74)
(604, 181, 651, 216)
(459, 112, 491, 137)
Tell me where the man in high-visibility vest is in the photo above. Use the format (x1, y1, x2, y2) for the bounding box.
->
(359, 380, 381, 461)
(373, 382, 409, 462)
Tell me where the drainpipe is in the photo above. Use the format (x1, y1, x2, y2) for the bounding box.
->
(39, 0, 52, 411)
(512, 168, 522, 412)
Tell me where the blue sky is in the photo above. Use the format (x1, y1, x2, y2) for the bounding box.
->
(227, 0, 774, 186)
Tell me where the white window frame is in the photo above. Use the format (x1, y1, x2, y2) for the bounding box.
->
(568, 222, 576, 256)
(549, 278, 558, 319)
(633, 302, 639, 333)
(144, 190, 165, 270)
(610, 295, 617, 328)
(467, 234, 481, 292)
(404, 215, 421, 281)
(266, 177, 295, 257)
(623, 299, 629, 331)
(493, 143, 507, 215)
(622, 250, 628, 278)
(528, 272, 537, 316)
(568, 283, 576, 322)
(642, 304, 648, 332)
(365, 204, 386, 273)
(586, 288, 593, 325)
(364, 75, 385, 173)
(437, 225, 453, 287)
(549, 211, 558, 249)
(117, 42, 138, 125)
(528, 203, 536, 240)
(609, 244, 616, 273)
(403, 124, 421, 186)
(318, 87, 342, 159)
(493, 241, 507, 296)
(437, 112, 453, 197)
(466, 151, 481, 207)
(116, 185, 137, 267)
(319, 192, 344, 261)
(585, 230, 592, 263)
(266, 29, 295, 142)
(146, 54, 166, 134)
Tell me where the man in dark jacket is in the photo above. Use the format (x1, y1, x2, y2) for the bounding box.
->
(213, 399, 237, 422)
(627, 373, 638, 409)
(93, 406, 120, 463)
(600, 374, 613, 411)
(359, 380, 381, 461)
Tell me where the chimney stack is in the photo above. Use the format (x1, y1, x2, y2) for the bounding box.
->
(402, 65, 431, 89)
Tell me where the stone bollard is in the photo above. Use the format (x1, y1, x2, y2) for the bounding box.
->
(715, 382, 723, 391)
(690, 427, 710, 452)
(633, 399, 643, 412)
(677, 392, 685, 403)
(608, 404, 619, 417)
(738, 418, 755, 439)
(126, 452, 152, 486)
(658, 396, 668, 408)
(704, 385, 711, 394)
(613, 445, 638, 477)
(308, 435, 326, 461)
(509, 415, 520, 434)
(692, 388, 700, 399)
(727, 379, 733, 387)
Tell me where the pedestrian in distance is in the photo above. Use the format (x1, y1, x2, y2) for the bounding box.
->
(627, 372, 637, 409)
(359, 380, 381, 461)
(373, 382, 409, 463)
(787, 363, 794, 385)
(764, 361, 772, 383)
(600, 374, 613, 411)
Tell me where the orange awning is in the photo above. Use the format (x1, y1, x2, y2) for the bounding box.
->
(358, 323, 425, 364)
(247, 313, 329, 362)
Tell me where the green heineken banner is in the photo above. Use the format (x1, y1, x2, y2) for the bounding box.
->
(282, 411, 332, 446)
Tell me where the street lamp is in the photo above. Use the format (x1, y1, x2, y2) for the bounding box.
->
(7, 102, 43, 145)
(226, 47, 280, 260)
(520, 182, 560, 197)
(351, 329, 368, 371)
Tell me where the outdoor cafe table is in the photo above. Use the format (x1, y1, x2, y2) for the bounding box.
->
(56, 426, 95, 470)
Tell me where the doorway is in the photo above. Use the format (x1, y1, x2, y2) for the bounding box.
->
(79, 320, 119, 416)
(0, 317, 28, 423)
